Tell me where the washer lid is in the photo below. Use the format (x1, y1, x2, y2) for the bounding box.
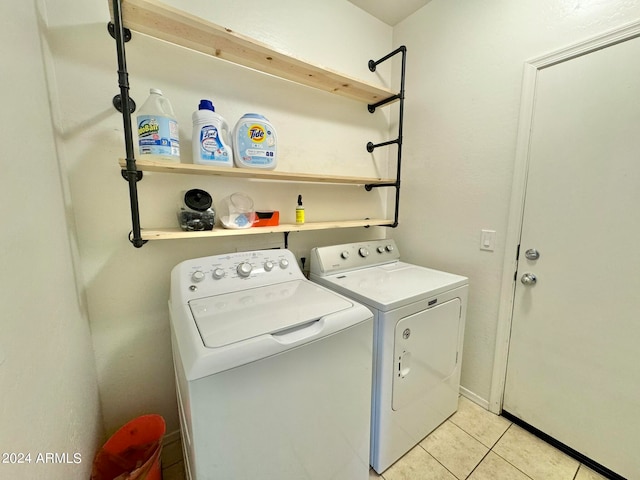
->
(316, 262, 467, 311)
(188, 280, 353, 348)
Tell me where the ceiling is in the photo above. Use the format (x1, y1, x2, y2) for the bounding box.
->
(347, 0, 432, 26)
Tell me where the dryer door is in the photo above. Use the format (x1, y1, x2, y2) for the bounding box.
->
(392, 298, 461, 411)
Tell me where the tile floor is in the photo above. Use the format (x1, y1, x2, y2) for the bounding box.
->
(160, 437, 186, 480)
(160, 396, 609, 480)
(370, 396, 608, 480)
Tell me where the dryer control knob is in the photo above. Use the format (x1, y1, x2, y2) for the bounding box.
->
(377, 246, 385, 254)
(237, 262, 253, 277)
(212, 268, 226, 280)
(385, 244, 394, 252)
(341, 251, 350, 259)
(264, 261, 274, 272)
(191, 270, 205, 283)
(359, 247, 370, 257)
(279, 259, 289, 269)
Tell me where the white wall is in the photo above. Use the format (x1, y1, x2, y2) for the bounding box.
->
(41, 0, 394, 435)
(0, 1, 102, 478)
(393, 0, 640, 405)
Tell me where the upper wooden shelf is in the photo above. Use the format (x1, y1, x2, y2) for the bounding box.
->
(119, 158, 396, 186)
(110, 0, 398, 105)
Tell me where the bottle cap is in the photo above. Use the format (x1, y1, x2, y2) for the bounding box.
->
(198, 99, 214, 111)
(150, 88, 163, 95)
(297, 195, 303, 206)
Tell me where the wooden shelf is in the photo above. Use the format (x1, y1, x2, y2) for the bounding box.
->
(110, 0, 397, 105)
(140, 219, 393, 241)
(119, 158, 396, 186)
(120, 158, 396, 241)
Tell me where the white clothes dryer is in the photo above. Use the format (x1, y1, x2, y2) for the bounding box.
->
(310, 239, 468, 474)
(170, 249, 373, 480)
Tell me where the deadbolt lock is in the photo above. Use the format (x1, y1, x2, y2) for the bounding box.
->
(525, 249, 540, 260)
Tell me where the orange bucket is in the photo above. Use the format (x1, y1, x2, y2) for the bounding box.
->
(91, 414, 166, 480)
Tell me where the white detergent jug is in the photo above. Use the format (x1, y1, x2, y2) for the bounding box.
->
(137, 88, 180, 162)
(233, 113, 277, 169)
(192, 100, 233, 167)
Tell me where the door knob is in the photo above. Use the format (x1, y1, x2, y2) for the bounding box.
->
(521, 273, 537, 285)
(525, 249, 540, 260)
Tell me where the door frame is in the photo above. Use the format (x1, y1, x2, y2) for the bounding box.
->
(488, 20, 640, 414)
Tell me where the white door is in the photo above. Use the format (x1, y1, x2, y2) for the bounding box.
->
(503, 33, 640, 479)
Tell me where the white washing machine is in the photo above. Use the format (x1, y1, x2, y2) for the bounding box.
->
(169, 249, 374, 480)
(310, 239, 468, 474)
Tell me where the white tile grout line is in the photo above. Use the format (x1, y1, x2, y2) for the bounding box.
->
(421, 421, 489, 480)
(463, 424, 535, 480)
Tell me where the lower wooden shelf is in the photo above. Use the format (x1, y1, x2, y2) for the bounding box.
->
(140, 219, 392, 241)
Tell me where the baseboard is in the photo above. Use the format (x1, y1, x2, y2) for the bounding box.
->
(163, 429, 181, 446)
(459, 386, 489, 410)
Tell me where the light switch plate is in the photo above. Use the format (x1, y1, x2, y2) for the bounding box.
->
(480, 229, 496, 251)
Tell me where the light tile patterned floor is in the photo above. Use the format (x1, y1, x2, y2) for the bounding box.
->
(160, 396, 609, 480)
(372, 396, 609, 480)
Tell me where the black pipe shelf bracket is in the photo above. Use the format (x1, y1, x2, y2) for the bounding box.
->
(109, 0, 146, 247)
(366, 45, 406, 228)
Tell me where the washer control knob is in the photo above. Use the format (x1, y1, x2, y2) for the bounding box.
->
(264, 261, 274, 272)
(279, 259, 289, 269)
(385, 244, 394, 252)
(237, 262, 253, 277)
(212, 268, 226, 280)
(341, 251, 350, 259)
(191, 270, 205, 283)
(358, 247, 370, 258)
(377, 246, 385, 254)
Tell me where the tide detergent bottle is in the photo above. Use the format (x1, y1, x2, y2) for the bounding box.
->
(233, 113, 277, 169)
